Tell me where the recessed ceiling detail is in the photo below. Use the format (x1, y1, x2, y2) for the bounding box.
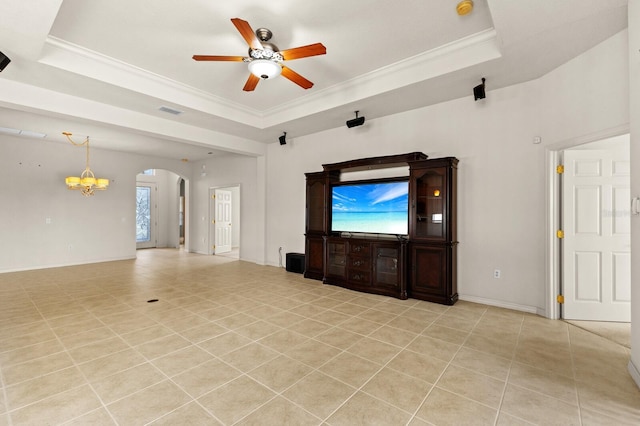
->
(0, 0, 629, 158)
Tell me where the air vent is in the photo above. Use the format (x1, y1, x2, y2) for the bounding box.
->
(0, 126, 46, 138)
(158, 105, 184, 115)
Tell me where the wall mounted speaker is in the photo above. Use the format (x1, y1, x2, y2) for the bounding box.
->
(346, 111, 365, 128)
(474, 77, 486, 101)
(0, 51, 11, 72)
(279, 132, 287, 145)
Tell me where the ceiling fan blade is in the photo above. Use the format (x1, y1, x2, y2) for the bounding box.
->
(192, 55, 246, 61)
(281, 66, 314, 89)
(231, 18, 263, 50)
(243, 74, 260, 92)
(280, 43, 327, 61)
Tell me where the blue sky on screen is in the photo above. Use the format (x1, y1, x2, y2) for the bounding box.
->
(332, 182, 408, 212)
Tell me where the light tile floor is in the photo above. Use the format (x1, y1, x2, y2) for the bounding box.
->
(1, 249, 639, 425)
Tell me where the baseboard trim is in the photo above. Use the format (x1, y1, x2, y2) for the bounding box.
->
(458, 294, 539, 315)
(0, 255, 136, 274)
(628, 360, 640, 390)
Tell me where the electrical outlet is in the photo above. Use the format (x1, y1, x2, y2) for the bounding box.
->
(494, 269, 501, 279)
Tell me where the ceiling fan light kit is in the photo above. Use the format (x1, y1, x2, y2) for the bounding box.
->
(248, 59, 281, 79)
(193, 18, 326, 92)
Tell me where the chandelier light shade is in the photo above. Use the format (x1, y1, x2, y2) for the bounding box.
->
(248, 59, 282, 80)
(63, 132, 109, 196)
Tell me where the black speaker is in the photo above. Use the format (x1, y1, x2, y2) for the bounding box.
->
(279, 132, 287, 145)
(474, 78, 486, 101)
(286, 253, 305, 274)
(0, 51, 10, 72)
(346, 111, 365, 128)
(346, 116, 365, 128)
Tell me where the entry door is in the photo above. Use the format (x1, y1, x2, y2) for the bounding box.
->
(562, 149, 631, 321)
(211, 189, 232, 254)
(136, 183, 157, 249)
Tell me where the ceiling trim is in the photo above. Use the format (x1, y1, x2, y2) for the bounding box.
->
(38, 29, 500, 132)
(40, 36, 261, 125)
(262, 29, 501, 127)
(0, 77, 267, 157)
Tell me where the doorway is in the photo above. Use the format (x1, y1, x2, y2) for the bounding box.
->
(209, 185, 240, 258)
(136, 182, 157, 249)
(547, 132, 631, 321)
(136, 169, 188, 251)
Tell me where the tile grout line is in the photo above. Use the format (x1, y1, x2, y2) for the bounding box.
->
(223, 299, 418, 424)
(318, 304, 452, 425)
(4, 287, 119, 425)
(493, 308, 525, 426)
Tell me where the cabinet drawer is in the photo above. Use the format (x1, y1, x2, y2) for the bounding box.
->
(349, 256, 370, 270)
(349, 242, 370, 256)
(349, 270, 370, 284)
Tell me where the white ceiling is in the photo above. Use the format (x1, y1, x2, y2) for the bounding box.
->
(0, 0, 629, 160)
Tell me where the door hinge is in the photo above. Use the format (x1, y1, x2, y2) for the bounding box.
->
(212, 220, 215, 224)
(557, 294, 565, 304)
(556, 230, 564, 239)
(556, 165, 564, 174)
(212, 194, 216, 199)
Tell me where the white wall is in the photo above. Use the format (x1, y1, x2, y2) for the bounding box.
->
(0, 135, 191, 272)
(265, 29, 629, 314)
(189, 155, 264, 263)
(228, 185, 241, 248)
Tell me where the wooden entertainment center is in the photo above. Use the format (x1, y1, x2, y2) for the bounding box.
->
(304, 152, 458, 305)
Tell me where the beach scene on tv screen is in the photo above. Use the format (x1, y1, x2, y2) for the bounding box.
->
(332, 181, 409, 234)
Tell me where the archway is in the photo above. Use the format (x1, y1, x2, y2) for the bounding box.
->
(136, 168, 190, 251)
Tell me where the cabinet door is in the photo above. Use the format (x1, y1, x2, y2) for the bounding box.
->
(409, 244, 457, 305)
(374, 245, 399, 288)
(304, 236, 325, 280)
(412, 167, 447, 241)
(306, 179, 326, 233)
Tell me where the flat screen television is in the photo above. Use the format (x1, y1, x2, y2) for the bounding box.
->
(331, 179, 409, 235)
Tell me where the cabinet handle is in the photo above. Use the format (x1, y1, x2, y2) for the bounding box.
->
(353, 246, 362, 252)
(353, 260, 362, 266)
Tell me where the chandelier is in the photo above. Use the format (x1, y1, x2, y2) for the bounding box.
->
(63, 132, 109, 196)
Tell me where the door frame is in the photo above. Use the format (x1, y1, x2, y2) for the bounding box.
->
(208, 184, 241, 256)
(545, 124, 629, 319)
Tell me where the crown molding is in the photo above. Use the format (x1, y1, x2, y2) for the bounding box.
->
(262, 29, 501, 126)
(38, 29, 499, 131)
(40, 36, 262, 125)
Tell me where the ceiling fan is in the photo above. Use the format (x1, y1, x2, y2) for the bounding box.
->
(193, 18, 326, 92)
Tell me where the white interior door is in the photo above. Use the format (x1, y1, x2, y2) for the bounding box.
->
(211, 189, 232, 254)
(562, 149, 631, 321)
(136, 183, 157, 249)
